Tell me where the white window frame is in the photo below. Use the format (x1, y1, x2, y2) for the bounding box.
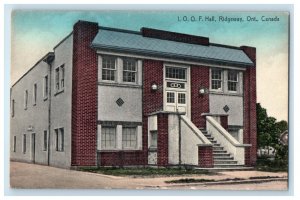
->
(122, 58, 137, 83)
(101, 125, 117, 150)
(11, 99, 15, 117)
(122, 126, 137, 149)
(210, 68, 223, 92)
(101, 56, 117, 82)
(33, 83, 37, 106)
(43, 130, 48, 151)
(43, 75, 49, 99)
(227, 70, 239, 93)
(165, 65, 187, 81)
(55, 67, 60, 91)
(55, 128, 64, 152)
(24, 90, 28, 110)
(23, 134, 26, 154)
(60, 65, 65, 89)
(13, 136, 16, 152)
(210, 68, 243, 95)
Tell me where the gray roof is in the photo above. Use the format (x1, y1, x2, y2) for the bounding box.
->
(91, 28, 253, 66)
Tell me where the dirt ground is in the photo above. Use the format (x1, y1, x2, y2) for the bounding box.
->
(9, 161, 288, 190)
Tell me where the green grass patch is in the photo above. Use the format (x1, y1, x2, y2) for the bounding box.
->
(78, 167, 218, 177)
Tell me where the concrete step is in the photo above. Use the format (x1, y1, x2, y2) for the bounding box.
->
(214, 160, 238, 164)
(213, 153, 231, 157)
(213, 164, 245, 168)
(213, 143, 221, 147)
(213, 149, 227, 153)
(213, 146, 224, 151)
(214, 156, 234, 160)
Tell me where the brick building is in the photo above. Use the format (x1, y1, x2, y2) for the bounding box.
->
(10, 20, 257, 169)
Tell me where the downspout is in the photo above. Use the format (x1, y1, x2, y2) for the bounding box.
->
(44, 52, 54, 166)
(47, 62, 52, 166)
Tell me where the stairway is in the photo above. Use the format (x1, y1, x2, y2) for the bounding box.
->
(200, 129, 244, 169)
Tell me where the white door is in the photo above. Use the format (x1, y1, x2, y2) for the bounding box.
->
(166, 91, 187, 114)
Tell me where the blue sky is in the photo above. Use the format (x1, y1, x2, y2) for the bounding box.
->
(11, 10, 289, 121)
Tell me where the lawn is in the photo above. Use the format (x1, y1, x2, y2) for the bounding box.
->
(78, 166, 218, 177)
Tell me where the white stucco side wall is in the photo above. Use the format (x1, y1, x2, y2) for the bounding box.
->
(209, 94, 243, 126)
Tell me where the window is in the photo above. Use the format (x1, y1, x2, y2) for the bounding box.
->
(43, 75, 48, 99)
(102, 57, 116, 81)
(24, 90, 28, 109)
(123, 59, 137, 83)
(61, 65, 65, 89)
(122, 127, 137, 149)
(43, 130, 48, 151)
(11, 99, 15, 117)
(101, 126, 116, 149)
(13, 136, 16, 152)
(228, 70, 238, 92)
(167, 92, 175, 103)
(55, 68, 60, 91)
(150, 131, 157, 148)
(33, 83, 37, 105)
(55, 128, 64, 151)
(23, 134, 26, 153)
(178, 93, 186, 104)
(166, 66, 186, 80)
(211, 69, 222, 90)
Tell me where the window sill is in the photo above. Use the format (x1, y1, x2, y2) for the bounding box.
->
(209, 90, 243, 97)
(98, 81, 141, 88)
(54, 89, 64, 96)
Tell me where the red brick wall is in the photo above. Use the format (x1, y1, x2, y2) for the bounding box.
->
(198, 146, 213, 168)
(142, 60, 166, 166)
(157, 113, 169, 166)
(191, 66, 210, 128)
(71, 21, 99, 166)
(99, 151, 145, 166)
(143, 60, 164, 114)
(220, 115, 228, 131)
(241, 46, 257, 166)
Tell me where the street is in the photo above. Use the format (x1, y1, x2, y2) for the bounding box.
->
(10, 161, 288, 190)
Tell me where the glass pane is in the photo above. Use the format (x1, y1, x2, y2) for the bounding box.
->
(122, 127, 137, 148)
(167, 92, 175, 103)
(166, 67, 186, 80)
(178, 93, 186, 104)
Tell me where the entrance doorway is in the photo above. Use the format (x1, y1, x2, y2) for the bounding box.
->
(164, 65, 190, 116)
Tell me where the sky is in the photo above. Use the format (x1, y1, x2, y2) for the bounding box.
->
(10, 10, 289, 121)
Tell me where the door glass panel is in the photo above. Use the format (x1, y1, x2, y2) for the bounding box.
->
(167, 92, 175, 103)
(178, 93, 186, 104)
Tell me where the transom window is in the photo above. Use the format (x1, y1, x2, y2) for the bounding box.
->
(123, 59, 137, 83)
(167, 92, 175, 103)
(101, 126, 116, 149)
(211, 69, 222, 90)
(166, 66, 186, 80)
(122, 127, 137, 149)
(102, 56, 116, 81)
(228, 71, 238, 92)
